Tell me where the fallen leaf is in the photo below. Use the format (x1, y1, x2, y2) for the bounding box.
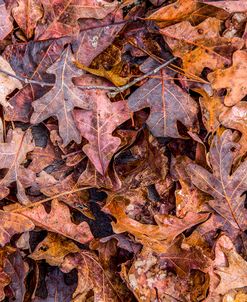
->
(187, 130, 247, 233)
(35, 0, 119, 40)
(0, 0, 13, 40)
(200, 1, 247, 13)
(31, 47, 91, 145)
(0, 128, 35, 203)
(208, 50, 247, 106)
(11, 0, 43, 39)
(74, 88, 130, 175)
(61, 250, 132, 302)
(0, 56, 22, 108)
(30, 233, 80, 266)
(128, 59, 198, 138)
(21, 199, 93, 244)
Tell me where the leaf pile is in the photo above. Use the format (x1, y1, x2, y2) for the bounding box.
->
(0, 0, 247, 301)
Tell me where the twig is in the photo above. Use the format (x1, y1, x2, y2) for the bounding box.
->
(0, 57, 176, 95)
(77, 57, 177, 97)
(0, 68, 53, 87)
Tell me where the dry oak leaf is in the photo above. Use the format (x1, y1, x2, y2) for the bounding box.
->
(74, 90, 130, 175)
(208, 50, 247, 106)
(21, 199, 93, 244)
(200, 1, 247, 13)
(11, 0, 43, 39)
(128, 62, 198, 138)
(104, 195, 209, 253)
(0, 56, 22, 109)
(0, 247, 15, 301)
(187, 130, 247, 233)
(161, 18, 244, 76)
(147, 0, 198, 23)
(30, 233, 80, 266)
(220, 101, 247, 160)
(0, 0, 13, 40)
(214, 243, 247, 295)
(0, 128, 35, 203)
(61, 250, 132, 302)
(0, 211, 34, 247)
(35, 0, 118, 40)
(31, 47, 91, 146)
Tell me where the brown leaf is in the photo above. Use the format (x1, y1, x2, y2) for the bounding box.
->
(104, 194, 209, 252)
(200, 1, 247, 13)
(211, 235, 247, 296)
(187, 130, 247, 233)
(0, 0, 13, 40)
(74, 89, 130, 175)
(127, 60, 198, 138)
(0, 56, 22, 109)
(161, 18, 244, 76)
(30, 233, 80, 266)
(208, 50, 247, 106)
(147, 0, 198, 22)
(35, 0, 119, 40)
(0, 128, 35, 202)
(21, 199, 93, 244)
(73, 11, 124, 66)
(11, 0, 43, 39)
(61, 250, 132, 302)
(220, 102, 247, 159)
(31, 47, 91, 145)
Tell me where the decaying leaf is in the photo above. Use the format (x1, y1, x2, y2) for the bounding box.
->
(74, 88, 130, 175)
(21, 199, 93, 244)
(188, 130, 247, 233)
(0, 128, 35, 202)
(0, 0, 13, 40)
(31, 47, 91, 145)
(0, 56, 22, 108)
(128, 59, 198, 138)
(208, 50, 247, 106)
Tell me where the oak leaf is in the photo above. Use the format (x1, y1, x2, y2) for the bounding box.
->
(35, 0, 118, 40)
(61, 250, 132, 302)
(30, 233, 80, 266)
(187, 130, 247, 233)
(74, 89, 130, 175)
(0, 211, 34, 247)
(220, 102, 247, 159)
(0, 128, 35, 202)
(0, 0, 13, 40)
(208, 50, 247, 106)
(127, 60, 198, 138)
(11, 0, 43, 39)
(0, 56, 22, 109)
(104, 194, 209, 252)
(31, 47, 91, 145)
(161, 18, 244, 76)
(21, 199, 93, 244)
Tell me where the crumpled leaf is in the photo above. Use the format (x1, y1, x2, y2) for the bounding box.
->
(31, 47, 91, 145)
(0, 210, 34, 247)
(104, 194, 209, 252)
(128, 59, 198, 138)
(187, 130, 247, 233)
(161, 18, 244, 76)
(35, 0, 118, 40)
(0, 56, 22, 109)
(220, 101, 247, 159)
(0, 128, 35, 202)
(208, 50, 247, 106)
(21, 199, 93, 244)
(74, 87, 130, 175)
(61, 250, 133, 302)
(30, 233, 80, 266)
(200, 1, 247, 13)
(11, 0, 43, 39)
(0, 0, 13, 40)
